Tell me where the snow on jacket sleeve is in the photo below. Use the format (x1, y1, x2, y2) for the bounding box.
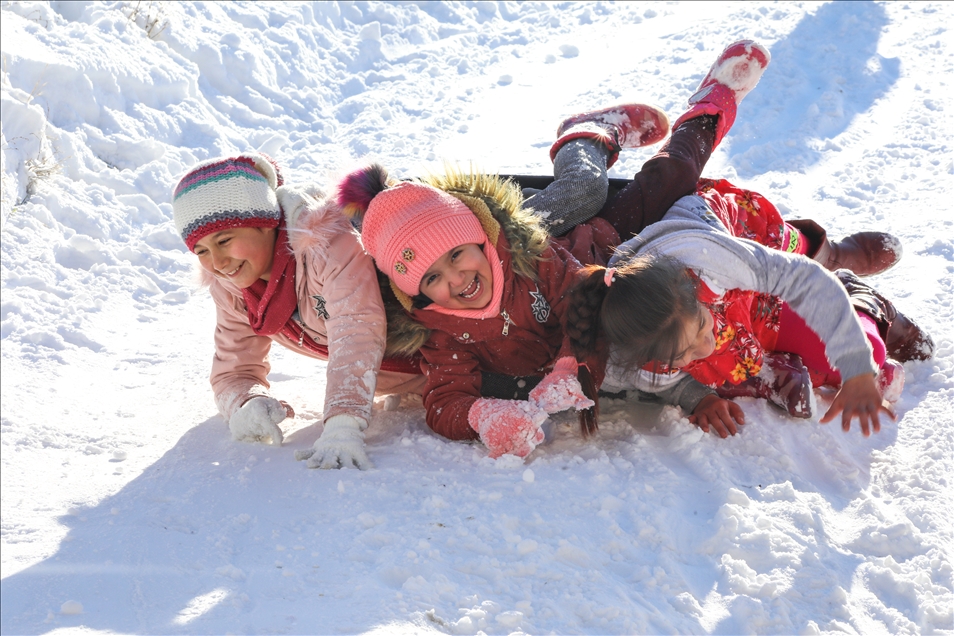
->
(303, 229, 387, 426)
(419, 332, 482, 441)
(208, 280, 273, 420)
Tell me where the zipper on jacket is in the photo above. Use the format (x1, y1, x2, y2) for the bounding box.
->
(501, 310, 514, 336)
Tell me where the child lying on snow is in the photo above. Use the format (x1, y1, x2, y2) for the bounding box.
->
(171, 154, 424, 470)
(336, 39, 907, 459)
(564, 188, 934, 439)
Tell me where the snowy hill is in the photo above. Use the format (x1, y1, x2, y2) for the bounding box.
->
(1, 1, 951, 633)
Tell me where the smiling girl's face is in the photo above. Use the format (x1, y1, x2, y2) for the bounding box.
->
(670, 306, 717, 367)
(193, 227, 277, 289)
(418, 243, 493, 310)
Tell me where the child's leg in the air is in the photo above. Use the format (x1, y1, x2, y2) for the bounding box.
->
(524, 138, 612, 236)
(526, 104, 669, 236)
(598, 40, 771, 238)
(598, 115, 718, 238)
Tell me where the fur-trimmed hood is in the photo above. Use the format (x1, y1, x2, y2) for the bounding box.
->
(280, 183, 355, 255)
(383, 168, 550, 357)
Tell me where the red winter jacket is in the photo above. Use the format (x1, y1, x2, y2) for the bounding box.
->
(411, 233, 596, 440)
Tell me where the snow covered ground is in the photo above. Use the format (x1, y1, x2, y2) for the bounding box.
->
(1, 1, 951, 633)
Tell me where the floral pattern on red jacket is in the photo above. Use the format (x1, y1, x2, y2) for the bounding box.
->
(646, 279, 783, 388)
(696, 178, 785, 250)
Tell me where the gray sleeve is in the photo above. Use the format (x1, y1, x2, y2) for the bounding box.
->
(603, 353, 716, 413)
(650, 232, 877, 381)
(649, 375, 717, 413)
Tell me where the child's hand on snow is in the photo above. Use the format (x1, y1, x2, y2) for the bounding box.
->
(294, 414, 372, 470)
(529, 356, 595, 414)
(820, 374, 895, 437)
(228, 396, 291, 445)
(469, 398, 549, 459)
(689, 395, 745, 438)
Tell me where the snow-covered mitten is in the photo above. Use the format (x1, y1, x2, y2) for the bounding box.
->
(468, 399, 549, 459)
(295, 414, 371, 470)
(529, 356, 595, 414)
(671, 40, 771, 149)
(228, 396, 288, 445)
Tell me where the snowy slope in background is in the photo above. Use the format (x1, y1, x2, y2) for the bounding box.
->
(1, 1, 951, 634)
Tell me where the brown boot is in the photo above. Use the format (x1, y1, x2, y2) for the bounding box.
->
(716, 352, 813, 419)
(834, 269, 935, 362)
(788, 219, 902, 277)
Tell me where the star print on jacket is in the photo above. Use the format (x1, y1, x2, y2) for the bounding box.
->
(529, 287, 550, 323)
(312, 294, 330, 320)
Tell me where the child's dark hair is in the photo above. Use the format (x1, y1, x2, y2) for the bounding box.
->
(565, 254, 700, 430)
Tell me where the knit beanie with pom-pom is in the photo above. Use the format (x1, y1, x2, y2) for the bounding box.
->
(338, 164, 489, 299)
(172, 153, 284, 251)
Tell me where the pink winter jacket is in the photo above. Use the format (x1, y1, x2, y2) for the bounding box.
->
(206, 184, 420, 426)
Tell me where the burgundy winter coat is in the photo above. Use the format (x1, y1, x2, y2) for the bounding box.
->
(410, 232, 601, 440)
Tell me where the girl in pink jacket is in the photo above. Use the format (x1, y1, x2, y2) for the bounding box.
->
(172, 153, 423, 470)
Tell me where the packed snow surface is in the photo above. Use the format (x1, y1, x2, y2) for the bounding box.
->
(1, 1, 952, 634)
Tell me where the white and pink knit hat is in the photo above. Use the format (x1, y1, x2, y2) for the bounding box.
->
(338, 165, 488, 298)
(172, 153, 283, 251)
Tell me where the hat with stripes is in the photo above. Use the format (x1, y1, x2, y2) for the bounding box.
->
(172, 153, 283, 251)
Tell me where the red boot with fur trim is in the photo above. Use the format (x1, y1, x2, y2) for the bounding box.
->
(671, 40, 771, 149)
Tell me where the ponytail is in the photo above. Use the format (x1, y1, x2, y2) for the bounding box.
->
(564, 265, 613, 436)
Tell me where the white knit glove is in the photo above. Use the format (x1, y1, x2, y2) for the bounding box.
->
(295, 414, 371, 470)
(228, 397, 289, 445)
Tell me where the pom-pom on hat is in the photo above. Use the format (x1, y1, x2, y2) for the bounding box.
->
(339, 163, 489, 299)
(172, 153, 283, 251)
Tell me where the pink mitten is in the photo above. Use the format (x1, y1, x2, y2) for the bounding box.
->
(468, 399, 548, 459)
(529, 356, 595, 414)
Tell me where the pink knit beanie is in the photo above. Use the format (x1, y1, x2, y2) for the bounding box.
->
(339, 165, 488, 298)
(172, 153, 284, 251)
